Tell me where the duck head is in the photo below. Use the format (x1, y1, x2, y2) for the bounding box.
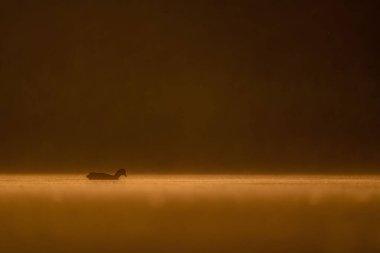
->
(115, 168, 127, 178)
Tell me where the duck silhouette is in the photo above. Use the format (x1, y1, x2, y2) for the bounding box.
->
(87, 168, 127, 180)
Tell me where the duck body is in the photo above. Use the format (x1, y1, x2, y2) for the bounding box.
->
(87, 168, 127, 180)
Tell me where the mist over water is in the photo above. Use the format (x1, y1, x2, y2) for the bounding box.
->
(1, 1, 379, 252)
(1, 174, 380, 253)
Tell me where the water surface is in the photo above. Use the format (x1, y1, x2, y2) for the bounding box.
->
(1, 175, 380, 253)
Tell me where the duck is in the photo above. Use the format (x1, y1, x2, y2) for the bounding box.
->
(87, 168, 127, 180)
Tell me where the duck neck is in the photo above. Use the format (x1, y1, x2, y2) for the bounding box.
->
(114, 170, 124, 179)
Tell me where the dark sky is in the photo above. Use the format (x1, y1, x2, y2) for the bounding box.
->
(0, 0, 379, 173)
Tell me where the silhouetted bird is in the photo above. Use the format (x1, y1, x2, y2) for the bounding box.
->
(87, 168, 127, 180)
